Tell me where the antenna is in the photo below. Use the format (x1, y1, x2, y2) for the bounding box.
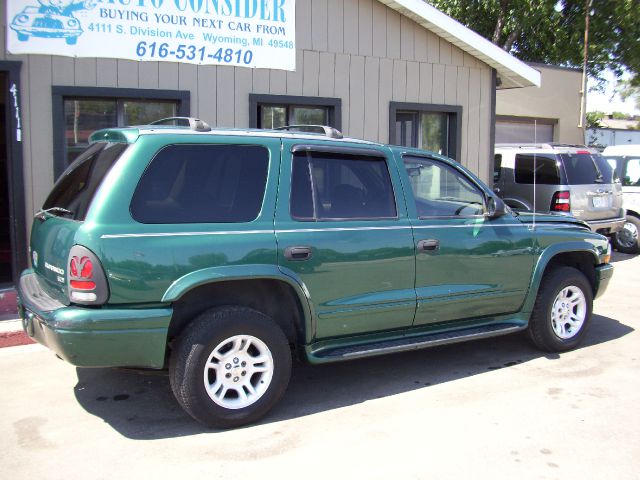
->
(533, 119, 537, 230)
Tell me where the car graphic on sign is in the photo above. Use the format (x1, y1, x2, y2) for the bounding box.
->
(10, 1, 95, 45)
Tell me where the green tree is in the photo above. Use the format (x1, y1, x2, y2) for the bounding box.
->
(426, 0, 640, 83)
(586, 111, 604, 128)
(617, 79, 640, 111)
(611, 111, 630, 120)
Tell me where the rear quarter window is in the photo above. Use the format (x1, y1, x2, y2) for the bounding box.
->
(131, 144, 269, 224)
(43, 142, 129, 221)
(514, 154, 560, 184)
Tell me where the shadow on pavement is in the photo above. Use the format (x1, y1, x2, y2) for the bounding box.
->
(610, 251, 637, 263)
(73, 314, 633, 439)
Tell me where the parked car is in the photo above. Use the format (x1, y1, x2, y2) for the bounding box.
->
(493, 144, 625, 237)
(602, 144, 640, 254)
(19, 120, 613, 428)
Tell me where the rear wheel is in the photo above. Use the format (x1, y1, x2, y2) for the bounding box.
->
(528, 266, 593, 352)
(613, 215, 640, 254)
(169, 306, 292, 428)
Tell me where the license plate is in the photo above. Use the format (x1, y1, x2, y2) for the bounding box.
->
(592, 196, 609, 208)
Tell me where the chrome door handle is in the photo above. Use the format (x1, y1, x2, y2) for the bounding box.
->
(417, 239, 439, 252)
(284, 246, 313, 261)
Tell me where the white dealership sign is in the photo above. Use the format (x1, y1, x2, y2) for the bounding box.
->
(7, 0, 296, 70)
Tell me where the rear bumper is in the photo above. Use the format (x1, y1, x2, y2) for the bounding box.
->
(18, 271, 172, 368)
(594, 263, 614, 300)
(586, 217, 626, 235)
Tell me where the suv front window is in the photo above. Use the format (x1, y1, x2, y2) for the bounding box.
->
(403, 156, 485, 217)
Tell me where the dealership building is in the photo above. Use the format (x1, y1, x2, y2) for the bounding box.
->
(0, 0, 539, 290)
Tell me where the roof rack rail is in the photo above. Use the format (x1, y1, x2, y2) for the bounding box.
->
(149, 117, 212, 132)
(275, 125, 343, 139)
(495, 142, 592, 150)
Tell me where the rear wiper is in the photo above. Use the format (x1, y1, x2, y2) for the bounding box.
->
(35, 207, 73, 220)
(590, 156, 604, 183)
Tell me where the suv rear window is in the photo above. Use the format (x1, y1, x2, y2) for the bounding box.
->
(131, 144, 269, 224)
(514, 154, 560, 184)
(43, 142, 128, 221)
(561, 153, 613, 184)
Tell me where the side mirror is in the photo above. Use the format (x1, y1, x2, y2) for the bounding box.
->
(486, 196, 506, 219)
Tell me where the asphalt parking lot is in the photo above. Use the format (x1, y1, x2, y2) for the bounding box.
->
(1, 252, 639, 480)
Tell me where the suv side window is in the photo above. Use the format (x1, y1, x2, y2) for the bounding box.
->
(403, 156, 485, 217)
(624, 158, 640, 186)
(493, 154, 502, 183)
(131, 144, 269, 224)
(290, 151, 397, 220)
(514, 154, 560, 184)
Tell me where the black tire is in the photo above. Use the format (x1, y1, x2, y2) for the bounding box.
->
(169, 306, 291, 429)
(613, 215, 640, 254)
(527, 266, 593, 352)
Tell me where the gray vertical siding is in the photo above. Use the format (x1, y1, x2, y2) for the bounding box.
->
(6, 0, 494, 225)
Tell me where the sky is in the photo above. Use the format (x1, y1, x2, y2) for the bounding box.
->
(587, 70, 639, 115)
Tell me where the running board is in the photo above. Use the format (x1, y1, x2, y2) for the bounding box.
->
(312, 324, 525, 361)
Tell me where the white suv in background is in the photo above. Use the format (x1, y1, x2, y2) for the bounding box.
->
(494, 144, 625, 237)
(603, 145, 640, 254)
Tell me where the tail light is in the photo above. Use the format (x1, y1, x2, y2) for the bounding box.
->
(551, 191, 571, 212)
(67, 245, 109, 305)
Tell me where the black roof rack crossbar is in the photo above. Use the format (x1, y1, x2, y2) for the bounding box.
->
(275, 125, 343, 139)
(149, 117, 212, 132)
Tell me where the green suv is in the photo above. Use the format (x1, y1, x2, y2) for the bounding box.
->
(19, 119, 613, 428)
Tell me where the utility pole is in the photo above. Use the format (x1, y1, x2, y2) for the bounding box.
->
(578, 0, 593, 128)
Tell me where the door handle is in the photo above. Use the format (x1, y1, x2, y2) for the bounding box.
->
(284, 246, 313, 261)
(417, 239, 440, 252)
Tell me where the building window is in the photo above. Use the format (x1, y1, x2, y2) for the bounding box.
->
(389, 103, 461, 161)
(249, 94, 341, 131)
(52, 87, 189, 178)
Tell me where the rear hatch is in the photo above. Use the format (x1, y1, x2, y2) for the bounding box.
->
(30, 142, 129, 304)
(560, 151, 623, 222)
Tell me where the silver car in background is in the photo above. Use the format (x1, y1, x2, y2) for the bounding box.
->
(494, 144, 625, 237)
(603, 145, 640, 254)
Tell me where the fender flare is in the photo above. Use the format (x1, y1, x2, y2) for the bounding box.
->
(521, 242, 601, 315)
(161, 264, 316, 342)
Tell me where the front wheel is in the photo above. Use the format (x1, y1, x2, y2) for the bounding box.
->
(613, 215, 640, 254)
(528, 267, 593, 352)
(169, 306, 292, 428)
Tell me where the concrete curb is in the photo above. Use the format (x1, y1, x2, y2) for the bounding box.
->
(0, 319, 34, 348)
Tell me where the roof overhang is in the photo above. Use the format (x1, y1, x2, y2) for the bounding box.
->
(379, 0, 541, 89)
